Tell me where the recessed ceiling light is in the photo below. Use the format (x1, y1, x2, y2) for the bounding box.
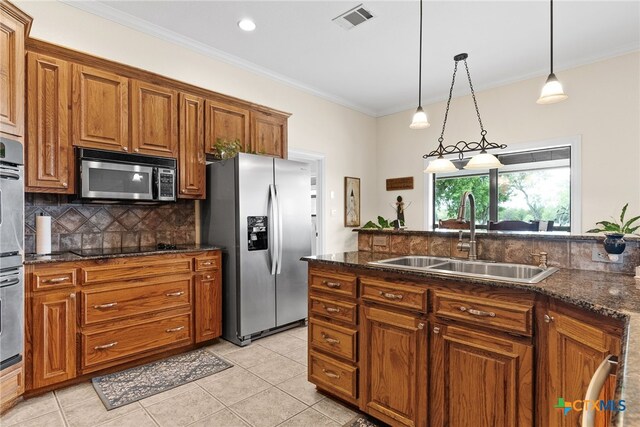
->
(238, 18, 256, 32)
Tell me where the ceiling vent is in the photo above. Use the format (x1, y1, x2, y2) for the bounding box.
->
(333, 4, 375, 30)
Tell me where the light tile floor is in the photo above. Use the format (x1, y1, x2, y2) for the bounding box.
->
(1, 326, 359, 427)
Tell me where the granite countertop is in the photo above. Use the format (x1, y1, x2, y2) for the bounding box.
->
(303, 251, 640, 425)
(24, 244, 223, 265)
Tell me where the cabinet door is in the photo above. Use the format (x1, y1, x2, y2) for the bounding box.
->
(0, 7, 25, 138)
(360, 305, 427, 427)
(178, 93, 205, 199)
(32, 291, 77, 389)
(194, 270, 221, 343)
(545, 309, 621, 427)
(72, 65, 129, 152)
(250, 111, 287, 158)
(26, 53, 73, 193)
(131, 80, 178, 157)
(430, 323, 533, 427)
(205, 100, 250, 153)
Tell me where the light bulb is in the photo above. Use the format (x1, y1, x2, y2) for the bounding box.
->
(537, 73, 568, 104)
(238, 19, 256, 32)
(410, 106, 430, 129)
(464, 152, 504, 170)
(424, 157, 458, 173)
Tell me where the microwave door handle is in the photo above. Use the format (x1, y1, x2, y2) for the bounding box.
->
(581, 355, 618, 427)
(268, 184, 278, 275)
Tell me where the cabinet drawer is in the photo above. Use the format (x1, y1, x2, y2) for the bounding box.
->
(309, 270, 356, 299)
(82, 313, 191, 370)
(32, 267, 77, 291)
(309, 350, 357, 401)
(82, 276, 191, 326)
(309, 318, 357, 362)
(360, 277, 427, 313)
(432, 290, 533, 336)
(310, 295, 357, 325)
(195, 254, 219, 271)
(82, 258, 192, 285)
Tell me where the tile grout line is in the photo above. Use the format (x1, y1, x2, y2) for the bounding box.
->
(53, 391, 72, 427)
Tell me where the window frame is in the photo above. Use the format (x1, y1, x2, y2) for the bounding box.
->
(424, 136, 582, 232)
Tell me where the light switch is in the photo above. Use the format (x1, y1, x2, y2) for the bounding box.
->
(331, 209, 337, 217)
(330, 191, 335, 199)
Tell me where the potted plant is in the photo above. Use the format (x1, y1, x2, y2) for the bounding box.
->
(211, 138, 242, 160)
(587, 203, 640, 254)
(362, 216, 404, 230)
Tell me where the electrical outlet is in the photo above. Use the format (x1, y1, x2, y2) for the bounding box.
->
(591, 248, 624, 264)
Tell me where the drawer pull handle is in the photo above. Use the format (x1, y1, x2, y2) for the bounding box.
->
(323, 281, 341, 289)
(324, 305, 341, 314)
(322, 369, 340, 379)
(201, 261, 213, 266)
(166, 291, 185, 297)
(459, 306, 495, 317)
(433, 326, 441, 334)
(417, 322, 425, 330)
(321, 332, 340, 345)
(166, 326, 185, 333)
(379, 291, 404, 301)
(94, 342, 118, 350)
(93, 302, 118, 309)
(43, 276, 69, 283)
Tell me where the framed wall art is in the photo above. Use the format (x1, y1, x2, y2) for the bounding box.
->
(344, 177, 361, 227)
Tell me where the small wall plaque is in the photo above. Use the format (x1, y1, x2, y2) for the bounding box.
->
(386, 177, 414, 191)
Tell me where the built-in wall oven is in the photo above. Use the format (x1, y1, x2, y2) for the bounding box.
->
(77, 148, 176, 202)
(0, 137, 24, 370)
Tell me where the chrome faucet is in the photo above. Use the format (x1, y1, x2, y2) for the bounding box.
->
(456, 191, 477, 260)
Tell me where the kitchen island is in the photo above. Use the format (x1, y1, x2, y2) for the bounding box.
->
(303, 251, 639, 427)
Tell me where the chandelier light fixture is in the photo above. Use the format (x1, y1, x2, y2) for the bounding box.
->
(537, 0, 568, 104)
(409, 0, 430, 129)
(423, 53, 506, 173)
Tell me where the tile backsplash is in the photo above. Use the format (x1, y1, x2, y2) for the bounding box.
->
(25, 194, 196, 253)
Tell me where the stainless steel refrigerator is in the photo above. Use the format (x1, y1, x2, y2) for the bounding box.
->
(201, 153, 311, 346)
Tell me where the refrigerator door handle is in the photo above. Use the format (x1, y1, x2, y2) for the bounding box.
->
(580, 354, 618, 427)
(276, 185, 284, 275)
(268, 184, 278, 275)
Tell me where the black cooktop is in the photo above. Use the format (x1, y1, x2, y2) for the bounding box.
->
(70, 243, 178, 257)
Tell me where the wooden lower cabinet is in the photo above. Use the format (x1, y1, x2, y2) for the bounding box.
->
(0, 361, 25, 415)
(31, 291, 77, 389)
(194, 271, 222, 343)
(542, 305, 621, 427)
(360, 304, 427, 427)
(429, 322, 533, 427)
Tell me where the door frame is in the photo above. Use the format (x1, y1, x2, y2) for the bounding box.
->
(288, 149, 326, 256)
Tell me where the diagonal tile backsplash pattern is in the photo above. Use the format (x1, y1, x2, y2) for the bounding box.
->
(25, 194, 196, 253)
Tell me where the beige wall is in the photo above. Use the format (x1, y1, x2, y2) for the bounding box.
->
(17, 0, 377, 252)
(376, 52, 640, 232)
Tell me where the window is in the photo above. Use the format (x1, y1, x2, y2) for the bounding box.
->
(430, 144, 575, 232)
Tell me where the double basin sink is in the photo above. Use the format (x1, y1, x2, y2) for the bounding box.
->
(368, 256, 558, 284)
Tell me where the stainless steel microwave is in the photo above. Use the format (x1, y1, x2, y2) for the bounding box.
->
(77, 148, 176, 202)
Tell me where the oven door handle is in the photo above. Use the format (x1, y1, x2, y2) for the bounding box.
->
(0, 171, 19, 180)
(0, 278, 19, 287)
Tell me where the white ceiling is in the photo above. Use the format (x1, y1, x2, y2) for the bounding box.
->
(67, 1, 640, 117)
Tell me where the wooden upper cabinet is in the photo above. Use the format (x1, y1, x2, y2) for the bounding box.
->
(178, 93, 205, 199)
(544, 307, 621, 427)
(204, 100, 250, 153)
(72, 64, 129, 152)
(430, 323, 534, 427)
(131, 80, 178, 157)
(0, 2, 30, 139)
(250, 110, 287, 158)
(32, 291, 77, 389)
(360, 305, 427, 427)
(26, 52, 73, 193)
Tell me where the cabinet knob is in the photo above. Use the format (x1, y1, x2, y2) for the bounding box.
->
(62, 182, 68, 188)
(205, 275, 212, 280)
(433, 326, 440, 334)
(69, 293, 76, 299)
(123, 147, 128, 151)
(134, 148, 139, 152)
(544, 314, 555, 323)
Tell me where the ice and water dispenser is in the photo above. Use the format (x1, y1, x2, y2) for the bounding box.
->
(247, 216, 268, 251)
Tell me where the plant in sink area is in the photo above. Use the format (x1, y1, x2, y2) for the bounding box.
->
(587, 203, 640, 254)
(362, 216, 404, 230)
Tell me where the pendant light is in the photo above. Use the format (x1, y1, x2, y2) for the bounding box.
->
(423, 53, 507, 173)
(409, 0, 430, 129)
(537, 0, 568, 104)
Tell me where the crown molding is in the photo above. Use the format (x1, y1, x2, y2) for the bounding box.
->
(59, 0, 379, 117)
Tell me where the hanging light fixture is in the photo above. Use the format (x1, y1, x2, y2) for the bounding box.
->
(409, 0, 430, 129)
(423, 53, 506, 173)
(537, 0, 568, 104)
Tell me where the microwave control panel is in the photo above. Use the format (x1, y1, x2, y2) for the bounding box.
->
(157, 168, 176, 201)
